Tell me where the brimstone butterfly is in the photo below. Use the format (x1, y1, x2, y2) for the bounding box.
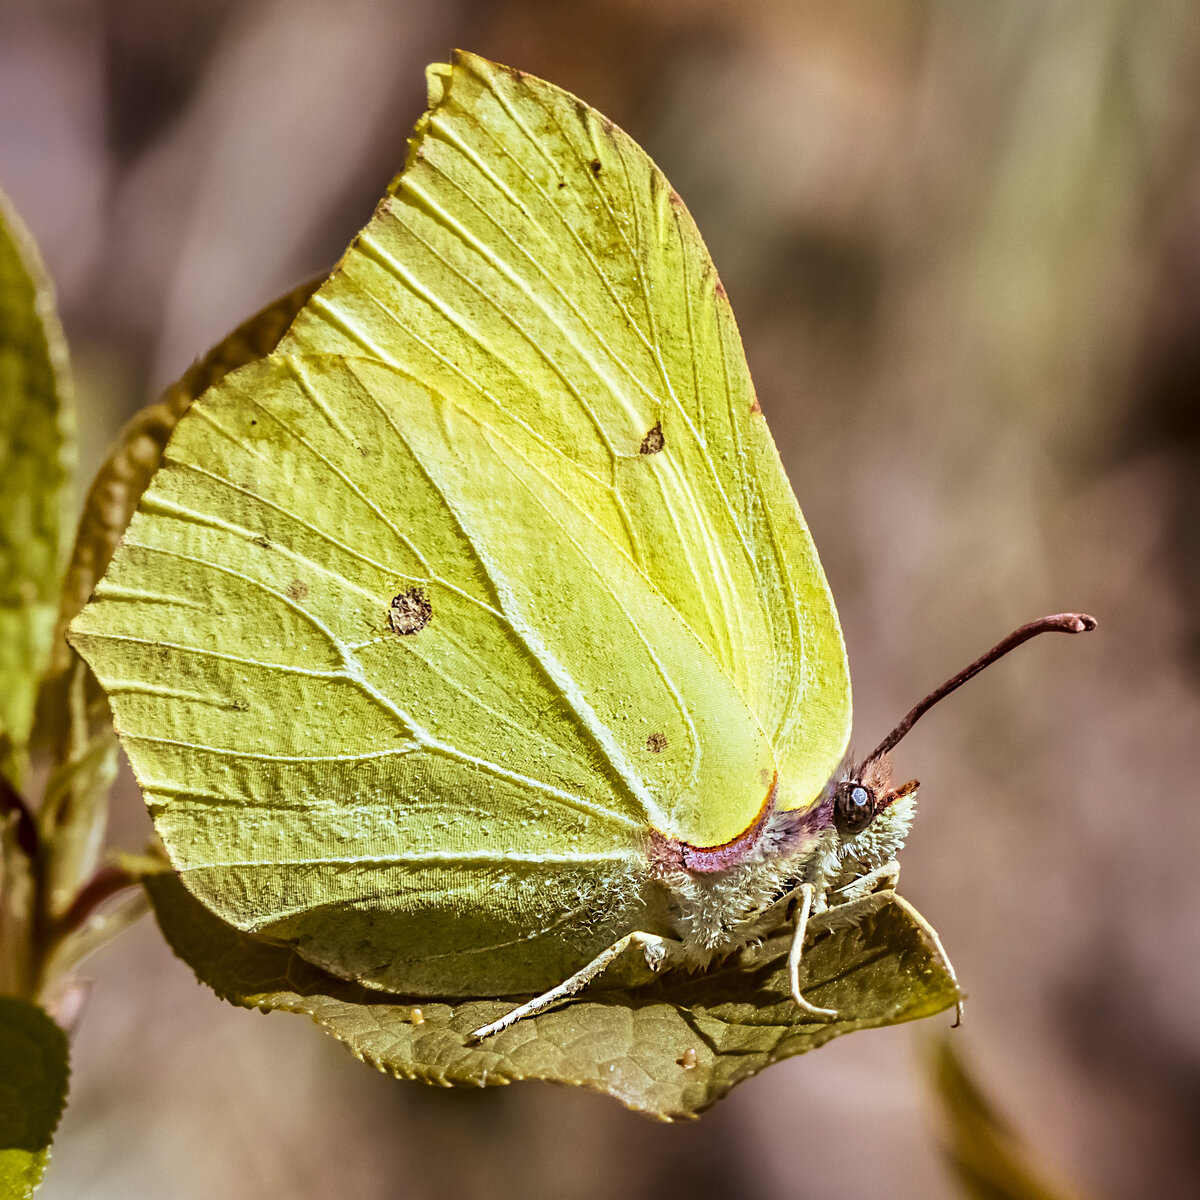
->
(69, 52, 1094, 1042)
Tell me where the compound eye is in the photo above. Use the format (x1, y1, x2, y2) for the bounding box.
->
(833, 781, 877, 836)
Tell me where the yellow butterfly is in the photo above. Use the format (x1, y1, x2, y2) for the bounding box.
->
(70, 52, 1094, 1043)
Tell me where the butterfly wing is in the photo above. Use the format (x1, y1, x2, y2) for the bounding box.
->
(70, 54, 849, 996)
(286, 52, 851, 814)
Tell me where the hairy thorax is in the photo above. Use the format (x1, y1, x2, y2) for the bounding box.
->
(646, 801, 837, 967)
(645, 781, 919, 969)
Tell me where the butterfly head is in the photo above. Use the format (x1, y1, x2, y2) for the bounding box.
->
(831, 759, 918, 841)
(823, 754, 920, 886)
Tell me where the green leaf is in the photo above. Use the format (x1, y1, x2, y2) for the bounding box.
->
(148, 874, 958, 1120)
(0, 191, 73, 788)
(931, 1039, 1091, 1200)
(40, 885, 149, 985)
(0, 997, 69, 1200)
(36, 712, 118, 923)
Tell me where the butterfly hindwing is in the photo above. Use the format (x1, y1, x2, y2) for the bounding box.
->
(71, 349, 776, 992)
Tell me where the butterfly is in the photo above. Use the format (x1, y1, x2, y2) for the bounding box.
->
(69, 51, 1094, 1041)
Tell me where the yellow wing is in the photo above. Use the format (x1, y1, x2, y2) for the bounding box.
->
(285, 52, 851, 815)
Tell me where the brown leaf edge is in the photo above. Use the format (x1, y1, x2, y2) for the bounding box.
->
(147, 873, 960, 1120)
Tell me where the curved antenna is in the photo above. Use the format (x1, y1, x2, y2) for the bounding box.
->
(859, 612, 1097, 770)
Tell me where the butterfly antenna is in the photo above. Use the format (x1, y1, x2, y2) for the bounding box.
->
(859, 612, 1097, 770)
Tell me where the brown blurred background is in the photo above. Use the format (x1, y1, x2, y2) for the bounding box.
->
(3, 1, 1199, 1197)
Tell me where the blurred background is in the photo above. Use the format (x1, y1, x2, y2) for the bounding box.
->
(3, 1, 1199, 1197)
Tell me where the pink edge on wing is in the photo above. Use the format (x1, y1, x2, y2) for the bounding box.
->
(647, 775, 777, 876)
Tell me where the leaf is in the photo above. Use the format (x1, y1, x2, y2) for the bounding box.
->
(930, 1038, 1091, 1200)
(0, 997, 69, 1200)
(0, 191, 73, 788)
(36, 712, 118, 922)
(148, 874, 959, 1120)
(41, 885, 149, 984)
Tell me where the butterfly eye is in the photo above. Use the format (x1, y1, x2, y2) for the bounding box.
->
(833, 781, 877, 836)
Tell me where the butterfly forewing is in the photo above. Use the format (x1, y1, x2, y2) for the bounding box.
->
(285, 52, 850, 813)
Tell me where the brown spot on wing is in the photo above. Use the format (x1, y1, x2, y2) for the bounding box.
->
(286, 579, 308, 602)
(389, 586, 432, 636)
(646, 732, 667, 753)
(639, 422, 665, 455)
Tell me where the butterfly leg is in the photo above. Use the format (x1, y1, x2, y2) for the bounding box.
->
(834, 858, 901, 905)
(470, 931, 675, 1041)
(787, 882, 839, 1020)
